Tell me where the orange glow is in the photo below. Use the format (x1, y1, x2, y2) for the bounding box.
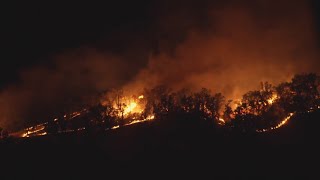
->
(12, 93, 154, 138)
(267, 94, 278, 105)
(125, 119, 147, 126)
(19, 123, 47, 138)
(256, 113, 294, 133)
(123, 115, 155, 127)
(127, 116, 154, 125)
(38, 132, 47, 136)
(21, 132, 28, 138)
(276, 113, 294, 128)
(70, 112, 81, 119)
(111, 125, 120, 130)
(123, 102, 138, 115)
(146, 115, 155, 120)
(112, 95, 146, 118)
(218, 118, 225, 125)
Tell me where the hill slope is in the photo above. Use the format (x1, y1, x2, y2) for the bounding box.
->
(1, 110, 320, 178)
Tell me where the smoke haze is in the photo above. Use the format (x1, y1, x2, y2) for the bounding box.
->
(125, 0, 318, 97)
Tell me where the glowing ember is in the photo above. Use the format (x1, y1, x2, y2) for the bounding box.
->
(146, 115, 155, 120)
(19, 123, 47, 138)
(267, 94, 278, 105)
(218, 118, 226, 125)
(70, 112, 81, 119)
(38, 132, 47, 136)
(123, 115, 154, 126)
(111, 125, 120, 130)
(21, 132, 28, 138)
(138, 95, 144, 99)
(125, 119, 147, 126)
(256, 113, 294, 133)
(77, 127, 86, 131)
(274, 113, 294, 129)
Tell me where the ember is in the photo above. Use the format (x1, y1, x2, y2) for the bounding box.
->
(256, 113, 294, 133)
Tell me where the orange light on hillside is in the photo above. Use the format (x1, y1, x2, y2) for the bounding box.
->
(267, 94, 278, 105)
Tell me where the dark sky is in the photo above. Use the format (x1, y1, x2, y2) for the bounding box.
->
(2, 0, 211, 87)
(311, 0, 320, 45)
(2, 1, 152, 87)
(2, 0, 320, 87)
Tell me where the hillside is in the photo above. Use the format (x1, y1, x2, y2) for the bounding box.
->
(1, 110, 319, 178)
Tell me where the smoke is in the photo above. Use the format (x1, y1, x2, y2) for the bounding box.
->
(125, 0, 319, 99)
(1, 0, 319, 131)
(0, 49, 137, 131)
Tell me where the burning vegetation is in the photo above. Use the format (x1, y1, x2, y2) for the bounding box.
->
(3, 73, 319, 139)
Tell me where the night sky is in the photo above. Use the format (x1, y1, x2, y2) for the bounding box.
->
(1, 0, 320, 130)
(2, 1, 152, 87)
(2, 0, 320, 86)
(2, 0, 208, 87)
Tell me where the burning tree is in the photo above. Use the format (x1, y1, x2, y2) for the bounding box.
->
(142, 85, 172, 120)
(142, 86, 225, 128)
(231, 73, 320, 133)
(231, 82, 279, 132)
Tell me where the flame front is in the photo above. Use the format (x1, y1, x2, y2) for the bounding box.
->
(12, 93, 154, 138)
(115, 94, 145, 117)
(124, 102, 138, 115)
(256, 113, 294, 133)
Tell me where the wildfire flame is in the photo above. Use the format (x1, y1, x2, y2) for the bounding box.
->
(112, 94, 145, 117)
(123, 102, 138, 115)
(255, 93, 294, 132)
(146, 115, 155, 120)
(20, 123, 47, 137)
(111, 125, 120, 130)
(13, 94, 154, 138)
(218, 118, 225, 125)
(267, 94, 278, 105)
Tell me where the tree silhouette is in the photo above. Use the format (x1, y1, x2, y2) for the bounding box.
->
(276, 82, 295, 113)
(290, 73, 320, 112)
(231, 82, 277, 132)
(143, 85, 171, 120)
(223, 100, 233, 122)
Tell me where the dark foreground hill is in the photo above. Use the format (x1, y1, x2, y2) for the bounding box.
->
(1, 110, 320, 179)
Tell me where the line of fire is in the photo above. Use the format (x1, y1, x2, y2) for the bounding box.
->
(1, 73, 320, 139)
